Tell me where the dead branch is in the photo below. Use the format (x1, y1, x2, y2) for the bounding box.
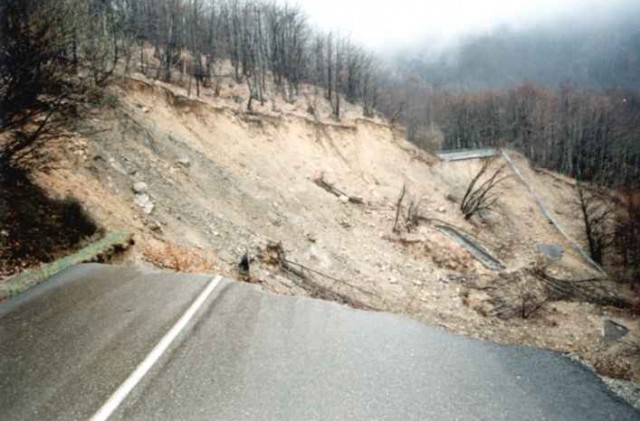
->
(484, 264, 630, 320)
(478, 268, 553, 320)
(393, 183, 407, 233)
(531, 266, 627, 308)
(283, 259, 374, 297)
(313, 173, 364, 204)
(392, 184, 425, 233)
(577, 182, 615, 265)
(405, 197, 422, 232)
(258, 241, 373, 309)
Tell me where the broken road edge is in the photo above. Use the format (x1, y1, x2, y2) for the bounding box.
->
(0, 231, 134, 301)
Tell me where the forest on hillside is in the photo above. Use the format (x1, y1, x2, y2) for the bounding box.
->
(0, 0, 380, 156)
(2, 0, 640, 187)
(386, 3, 640, 188)
(390, 83, 640, 188)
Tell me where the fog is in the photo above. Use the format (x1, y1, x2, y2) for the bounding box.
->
(292, 0, 638, 52)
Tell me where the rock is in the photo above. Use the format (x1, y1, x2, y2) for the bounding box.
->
(478, 209, 496, 222)
(388, 276, 398, 284)
(603, 318, 630, 343)
(141, 106, 150, 113)
(108, 157, 128, 175)
(134, 193, 154, 215)
(176, 158, 191, 168)
(339, 195, 349, 203)
(133, 181, 148, 194)
(306, 247, 321, 262)
(306, 233, 317, 243)
(536, 244, 564, 261)
(340, 220, 352, 228)
(437, 207, 446, 213)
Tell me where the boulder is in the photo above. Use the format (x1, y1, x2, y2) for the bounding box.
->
(132, 181, 148, 194)
(478, 209, 497, 222)
(176, 158, 191, 168)
(134, 193, 154, 215)
(536, 244, 564, 261)
(109, 157, 128, 175)
(603, 318, 629, 343)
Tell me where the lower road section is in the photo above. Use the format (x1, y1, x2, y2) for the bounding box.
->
(0, 264, 637, 420)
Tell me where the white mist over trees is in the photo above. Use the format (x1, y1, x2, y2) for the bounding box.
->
(396, 15, 640, 91)
(376, 4, 640, 187)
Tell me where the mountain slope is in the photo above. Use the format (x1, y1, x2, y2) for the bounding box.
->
(27, 73, 640, 381)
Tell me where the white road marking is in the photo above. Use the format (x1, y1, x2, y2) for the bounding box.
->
(90, 275, 223, 421)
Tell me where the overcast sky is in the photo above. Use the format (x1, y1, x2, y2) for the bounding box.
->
(292, 0, 635, 51)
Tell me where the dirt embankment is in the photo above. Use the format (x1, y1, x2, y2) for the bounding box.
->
(12, 73, 640, 381)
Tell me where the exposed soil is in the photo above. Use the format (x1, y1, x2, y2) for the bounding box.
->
(4, 69, 640, 382)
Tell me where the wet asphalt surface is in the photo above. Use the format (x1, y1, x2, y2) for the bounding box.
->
(1, 264, 638, 420)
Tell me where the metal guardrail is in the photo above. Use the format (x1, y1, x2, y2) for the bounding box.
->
(437, 148, 498, 162)
(501, 150, 607, 277)
(436, 224, 505, 271)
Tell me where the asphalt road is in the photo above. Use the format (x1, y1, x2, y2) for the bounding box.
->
(0, 264, 212, 420)
(1, 264, 638, 420)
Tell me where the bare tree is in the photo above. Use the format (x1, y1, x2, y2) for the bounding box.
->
(392, 184, 407, 234)
(577, 183, 614, 265)
(392, 184, 425, 233)
(0, 0, 118, 164)
(460, 157, 508, 220)
(325, 32, 333, 102)
(615, 194, 640, 286)
(333, 37, 343, 120)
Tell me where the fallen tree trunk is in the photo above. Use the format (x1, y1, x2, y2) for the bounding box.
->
(313, 173, 364, 204)
(533, 268, 629, 309)
(259, 241, 373, 309)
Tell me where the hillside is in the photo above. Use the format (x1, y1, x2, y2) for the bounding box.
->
(6, 70, 636, 382)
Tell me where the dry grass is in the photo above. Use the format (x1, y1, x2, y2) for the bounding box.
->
(143, 242, 216, 273)
(594, 356, 634, 381)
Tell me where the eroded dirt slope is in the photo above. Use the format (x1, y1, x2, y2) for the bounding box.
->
(27, 74, 640, 380)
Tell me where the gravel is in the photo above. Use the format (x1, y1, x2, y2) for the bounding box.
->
(567, 353, 640, 411)
(603, 377, 640, 411)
